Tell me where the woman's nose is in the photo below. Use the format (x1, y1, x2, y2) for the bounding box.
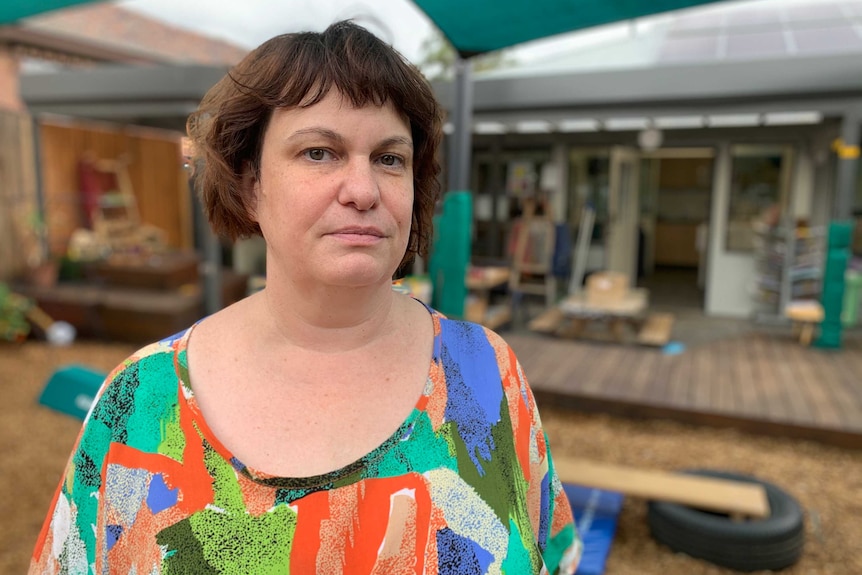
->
(338, 159, 380, 210)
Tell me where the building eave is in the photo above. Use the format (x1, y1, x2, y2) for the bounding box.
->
(0, 25, 162, 64)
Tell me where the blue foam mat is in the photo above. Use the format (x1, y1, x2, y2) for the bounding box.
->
(563, 483, 625, 575)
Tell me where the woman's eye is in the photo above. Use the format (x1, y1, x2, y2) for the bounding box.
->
(380, 154, 403, 167)
(306, 148, 328, 161)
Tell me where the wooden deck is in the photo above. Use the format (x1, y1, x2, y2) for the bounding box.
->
(505, 328, 862, 449)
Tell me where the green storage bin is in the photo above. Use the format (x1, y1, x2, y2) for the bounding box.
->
(39, 365, 106, 420)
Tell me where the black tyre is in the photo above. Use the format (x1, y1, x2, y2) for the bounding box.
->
(647, 469, 805, 572)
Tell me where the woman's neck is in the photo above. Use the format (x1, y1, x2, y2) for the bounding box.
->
(260, 275, 399, 354)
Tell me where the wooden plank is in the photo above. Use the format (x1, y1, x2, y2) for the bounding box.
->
(692, 346, 713, 410)
(734, 335, 762, 418)
(749, 335, 784, 421)
(576, 344, 627, 396)
(712, 339, 735, 413)
(619, 346, 658, 399)
(643, 350, 674, 406)
(786, 342, 833, 426)
(637, 312, 674, 346)
(555, 457, 770, 518)
(770, 335, 815, 423)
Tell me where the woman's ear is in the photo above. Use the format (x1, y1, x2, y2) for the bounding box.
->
(243, 164, 260, 223)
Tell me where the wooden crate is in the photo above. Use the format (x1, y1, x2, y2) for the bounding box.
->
(85, 252, 199, 290)
(98, 289, 203, 343)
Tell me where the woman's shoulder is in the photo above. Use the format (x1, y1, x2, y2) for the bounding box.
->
(428, 307, 521, 392)
(95, 326, 193, 405)
(430, 306, 511, 352)
(116, 326, 192, 371)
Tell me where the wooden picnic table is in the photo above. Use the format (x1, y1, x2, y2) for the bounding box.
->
(557, 288, 649, 342)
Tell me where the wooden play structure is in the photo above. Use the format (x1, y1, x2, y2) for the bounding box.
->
(77, 154, 167, 259)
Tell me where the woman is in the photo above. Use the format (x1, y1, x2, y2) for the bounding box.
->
(30, 21, 581, 574)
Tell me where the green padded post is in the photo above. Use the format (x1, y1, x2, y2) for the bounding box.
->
(429, 191, 473, 318)
(816, 221, 855, 349)
(843, 269, 862, 327)
(39, 365, 106, 420)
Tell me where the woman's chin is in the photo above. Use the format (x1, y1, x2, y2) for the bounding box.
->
(318, 262, 397, 289)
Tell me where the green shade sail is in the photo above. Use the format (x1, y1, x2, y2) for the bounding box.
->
(412, 0, 729, 57)
(0, 0, 104, 23)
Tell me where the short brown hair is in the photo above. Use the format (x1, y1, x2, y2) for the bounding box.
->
(187, 20, 443, 269)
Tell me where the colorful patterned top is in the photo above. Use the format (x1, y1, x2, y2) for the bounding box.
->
(31, 307, 581, 574)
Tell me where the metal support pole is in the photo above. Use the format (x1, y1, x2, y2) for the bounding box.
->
(816, 109, 860, 348)
(447, 57, 473, 192)
(190, 177, 222, 315)
(833, 111, 860, 220)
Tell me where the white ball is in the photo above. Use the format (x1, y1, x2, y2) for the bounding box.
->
(47, 321, 77, 346)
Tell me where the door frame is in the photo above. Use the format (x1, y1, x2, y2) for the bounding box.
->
(607, 147, 641, 283)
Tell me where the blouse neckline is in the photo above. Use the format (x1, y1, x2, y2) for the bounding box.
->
(171, 303, 442, 490)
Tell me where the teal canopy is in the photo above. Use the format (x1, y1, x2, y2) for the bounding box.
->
(0, 1, 104, 23)
(412, 0, 729, 57)
(4, 1, 729, 56)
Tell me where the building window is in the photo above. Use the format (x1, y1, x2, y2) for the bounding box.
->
(726, 145, 791, 252)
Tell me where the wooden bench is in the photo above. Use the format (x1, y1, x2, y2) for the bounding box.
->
(637, 312, 675, 347)
(528, 306, 565, 334)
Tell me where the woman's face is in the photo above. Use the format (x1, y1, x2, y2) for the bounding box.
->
(252, 90, 414, 289)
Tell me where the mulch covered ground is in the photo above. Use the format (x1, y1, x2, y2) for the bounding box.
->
(3, 340, 860, 574)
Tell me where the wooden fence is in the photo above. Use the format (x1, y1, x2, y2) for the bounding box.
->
(0, 110, 40, 282)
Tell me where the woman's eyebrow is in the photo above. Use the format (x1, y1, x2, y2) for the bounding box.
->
(378, 136, 414, 150)
(286, 130, 412, 150)
(287, 127, 344, 144)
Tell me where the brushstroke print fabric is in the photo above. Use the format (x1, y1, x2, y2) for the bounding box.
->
(31, 308, 580, 574)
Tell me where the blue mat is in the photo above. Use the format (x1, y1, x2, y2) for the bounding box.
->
(563, 483, 625, 575)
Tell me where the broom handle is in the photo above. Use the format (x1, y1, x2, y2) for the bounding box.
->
(25, 306, 54, 330)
